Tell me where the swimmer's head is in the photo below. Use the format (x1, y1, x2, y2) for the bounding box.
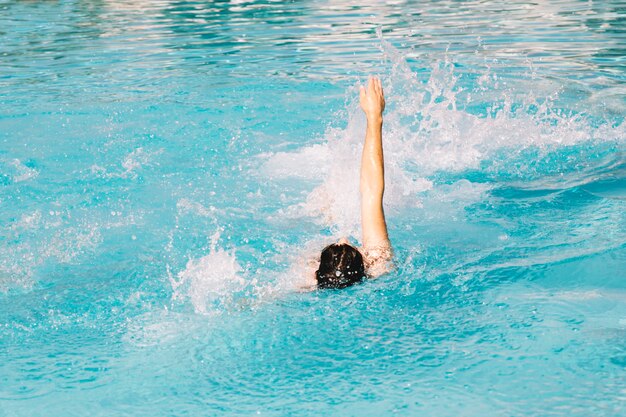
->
(316, 242, 365, 289)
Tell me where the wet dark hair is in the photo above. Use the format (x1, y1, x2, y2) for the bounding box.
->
(315, 243, 366, 289)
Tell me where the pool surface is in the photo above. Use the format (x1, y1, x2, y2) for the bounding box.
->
(1, 1, 625, 416)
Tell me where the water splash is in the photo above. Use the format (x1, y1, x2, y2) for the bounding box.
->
(0, 212, 102, 292)
(0, 158, 39, 185)
(263, 36, 624, 237)
(168, 231, 246, 315)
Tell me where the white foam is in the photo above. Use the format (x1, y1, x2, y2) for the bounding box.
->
(90, 147, 162, 179)
(262, 37, 624, 234)
(10, 210, 42, 231)
(176, 198, 217, 217)
(6, 158, 39, 183)
(270, 237, 335, 293)
(169, 232, 246, 315)
(261, 143, 330, 180)
(42, 226, 102, 263)
(0, 220, 102, 292)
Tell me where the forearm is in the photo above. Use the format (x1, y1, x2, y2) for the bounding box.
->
(360, 116, 385, 196)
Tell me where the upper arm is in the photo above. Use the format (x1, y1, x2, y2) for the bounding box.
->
(361, 191, 393, 277)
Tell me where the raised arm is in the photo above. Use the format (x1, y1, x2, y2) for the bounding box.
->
(359, 77, 389, 250)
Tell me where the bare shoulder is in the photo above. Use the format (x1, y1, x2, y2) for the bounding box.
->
(361, 240, 394, 278)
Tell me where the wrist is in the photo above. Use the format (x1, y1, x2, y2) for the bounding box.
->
(366, 114, 383, 126)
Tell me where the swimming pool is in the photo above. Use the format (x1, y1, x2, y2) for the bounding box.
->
(1, 0, 625, 415)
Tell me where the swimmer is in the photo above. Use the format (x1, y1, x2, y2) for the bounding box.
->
(315, 76, 393, 289)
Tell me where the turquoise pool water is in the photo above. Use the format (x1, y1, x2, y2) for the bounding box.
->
(1, 0, 625, 415)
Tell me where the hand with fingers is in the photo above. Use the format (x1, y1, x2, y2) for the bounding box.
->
(359, 76, 385, 121)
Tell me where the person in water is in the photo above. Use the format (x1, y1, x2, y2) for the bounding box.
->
(315, 76, 393, 289)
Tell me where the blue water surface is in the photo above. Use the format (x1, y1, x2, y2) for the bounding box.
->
(1, 1, 625, 416)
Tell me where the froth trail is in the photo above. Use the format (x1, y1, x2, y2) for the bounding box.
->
(264, 36, 624, 236)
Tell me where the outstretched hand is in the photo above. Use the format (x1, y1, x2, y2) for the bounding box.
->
(359, 76, 385, 120)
